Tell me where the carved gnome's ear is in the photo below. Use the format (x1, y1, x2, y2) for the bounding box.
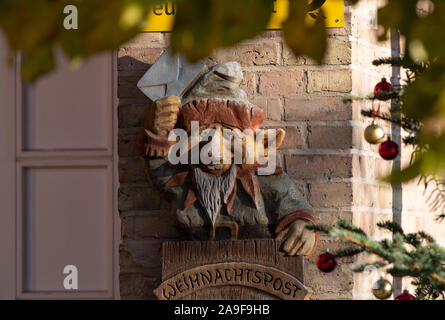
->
(263, 128, 286, 154)
(252, 128, 285, 163)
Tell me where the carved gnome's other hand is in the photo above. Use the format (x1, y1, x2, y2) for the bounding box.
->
(145, 96, 181, 135)
(276, 220, 317, 257)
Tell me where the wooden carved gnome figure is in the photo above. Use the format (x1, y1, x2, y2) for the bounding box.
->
(136, 50, 318, 257)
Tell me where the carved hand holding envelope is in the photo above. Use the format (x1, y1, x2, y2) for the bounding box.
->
(136, 50, 318, 258)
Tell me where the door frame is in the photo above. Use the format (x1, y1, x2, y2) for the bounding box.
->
(0, 34, 17, 300)
(0, 42, 120, 299)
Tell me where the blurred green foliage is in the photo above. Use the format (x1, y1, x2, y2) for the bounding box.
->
(0, 0, 157, 81)
(170, 0, 274, 62)
(2, 0, 445, 184)
(0, 0, 331, 80)
(374, 1, 445, 185)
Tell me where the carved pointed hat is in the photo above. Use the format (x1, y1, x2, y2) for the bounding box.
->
(177, 62, 265, 131)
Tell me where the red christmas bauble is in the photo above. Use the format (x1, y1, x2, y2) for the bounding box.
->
(379, 138, 399, 160)
(316, 251, 337, 273)
(374, 78, 393, 100)
(395, 291, 414, 300)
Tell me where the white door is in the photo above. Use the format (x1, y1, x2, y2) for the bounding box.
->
(0, 32, 120, 299)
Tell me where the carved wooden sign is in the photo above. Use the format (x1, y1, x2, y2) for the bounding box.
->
(154, 262, 311, 300)
(154, 240, 311, 300)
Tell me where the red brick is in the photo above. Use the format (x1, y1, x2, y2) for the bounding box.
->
(285, 155, 353, 179)
(361, 184, 379, 207)
(118, 132, 140, 157)
(283, 46, 306, 65)
(125, 32, 166, 47)
(258, 70, 304, 95)
(250, 96, 282, 121)
(118, 75, 150, 100)
(324, 39, 351, 65)
(378, 185, 393, 209)
(354, 183, 393, 211)
(355, 211, 393, 237)
(352, 155, 362, 179)
(307, 69, 351, 93)
(119, 273, 158, 299)
(265, 126, 303, 149)
(309, 182, 353, 207)
(288, 39, 351, 66)
(119, 157, 146, 183)
(118, 185, 161, 211)
(119, 240, 162, 270)
(308, 126, 353, 149)
(402, 185, 430, 213)
(118, 103, 148, 128)
(316, 211, 353, 228)
(374, 158, 393, 179)
(356, 156, 373, 179)
(118, 48, 164, 71)
(351, 9, 385, 46)
(284, 96, 352, 121)
(240, 71, 256, 95)
(122, 211, 182, 240)
(209, 42, 280, 67)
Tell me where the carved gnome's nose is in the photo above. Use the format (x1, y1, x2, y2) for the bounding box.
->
(201, 129, 225, 165)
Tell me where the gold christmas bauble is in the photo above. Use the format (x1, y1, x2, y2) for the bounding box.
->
(364, 121, 386, 144)
(372, 278, 393, 300)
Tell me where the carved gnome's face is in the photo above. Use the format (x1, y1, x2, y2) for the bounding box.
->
(195, 122, 239, 176)
(166, 113, 286, 225)
(170, 101, 286, 177)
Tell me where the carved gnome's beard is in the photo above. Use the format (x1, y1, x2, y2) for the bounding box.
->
(192, 164, 237, 225)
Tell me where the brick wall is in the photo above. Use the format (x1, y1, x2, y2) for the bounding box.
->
(349, 0, 395, 299)
(117, 0, 445, 300)
(349, 0, 445, 299)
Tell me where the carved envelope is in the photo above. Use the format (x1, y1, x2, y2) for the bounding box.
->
(137, 48, 206, 101)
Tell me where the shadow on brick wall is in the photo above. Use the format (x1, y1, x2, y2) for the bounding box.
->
(118, 54, 186, 300)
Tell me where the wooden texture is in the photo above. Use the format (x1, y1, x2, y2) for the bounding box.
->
(156, 239, 308, 300)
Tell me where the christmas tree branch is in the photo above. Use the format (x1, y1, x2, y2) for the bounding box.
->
(331, 231, 394, 261)
(334, 231, 445, 285)
(308, 220, 445, 298)
(353, 261, 388, 272)
(360, 110, 421, 133)
(332, 247, 365, 258)
(372, 57, 427, 74)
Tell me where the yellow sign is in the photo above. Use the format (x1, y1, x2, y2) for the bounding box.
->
(144, 0, 344, 32)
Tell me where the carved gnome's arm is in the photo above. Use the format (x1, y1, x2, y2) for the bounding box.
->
(136, 96, 190, 200)
(259, 174, 319, 257)
(136, 96, 181, 158)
